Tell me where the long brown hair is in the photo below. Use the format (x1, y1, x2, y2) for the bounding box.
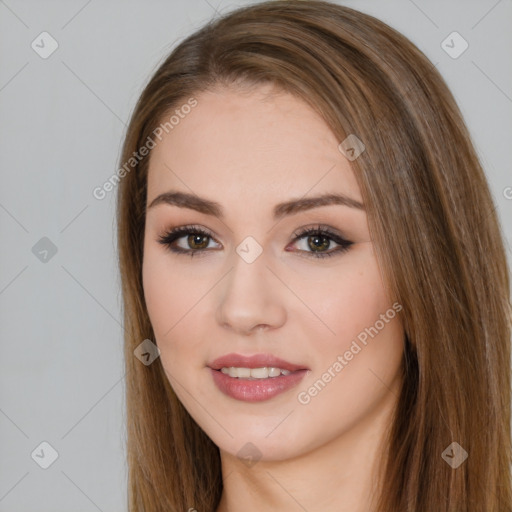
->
(116, 1, 512, 510)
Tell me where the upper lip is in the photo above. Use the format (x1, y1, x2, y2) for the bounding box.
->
(208, 353, 309, 372)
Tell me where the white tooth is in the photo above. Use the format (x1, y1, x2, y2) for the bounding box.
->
(237, 367, 251, 378)
(268, 367, 281, 377)
(220, 366, 293, 378)
(250, 367, 269, 378)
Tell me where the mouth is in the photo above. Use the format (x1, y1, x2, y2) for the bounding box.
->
(208, 353, 309, 402)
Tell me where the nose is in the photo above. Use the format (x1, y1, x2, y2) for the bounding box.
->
(215, 249, 287, 336)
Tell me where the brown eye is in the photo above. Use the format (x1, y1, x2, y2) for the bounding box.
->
(307, 234, 331, 253)
(186, 233, 210, 250)
(157, 225, 220, 257)
(290, 226, 353, 259)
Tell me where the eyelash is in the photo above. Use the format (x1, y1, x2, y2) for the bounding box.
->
(156, 224, 353, 259)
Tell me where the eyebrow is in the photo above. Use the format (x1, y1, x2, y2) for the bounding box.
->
(147, 190, 364, 219)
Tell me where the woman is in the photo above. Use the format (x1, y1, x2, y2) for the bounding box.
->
(116, 1, 512, 510)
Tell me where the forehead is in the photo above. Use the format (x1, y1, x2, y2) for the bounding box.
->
(147, 85, 362, 206)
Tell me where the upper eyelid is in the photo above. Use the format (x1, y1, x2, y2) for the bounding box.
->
(169, 225, 219, 241)
(292, 225, 346, 238)
(162, 224, 347, 240)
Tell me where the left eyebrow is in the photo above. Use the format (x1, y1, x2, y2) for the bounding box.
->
(146, 191, 365, 219)
(273, 193, 365, 218)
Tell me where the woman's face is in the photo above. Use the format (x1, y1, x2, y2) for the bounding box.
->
(142, 84, 404, 461)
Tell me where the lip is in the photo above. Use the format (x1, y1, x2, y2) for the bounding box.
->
(208, 352, 309, 372)
(208, 353, 309, 402)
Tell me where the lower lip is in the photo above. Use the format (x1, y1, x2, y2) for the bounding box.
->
(209, 368, 308, 402)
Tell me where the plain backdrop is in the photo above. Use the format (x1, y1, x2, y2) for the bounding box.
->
(0, 0, 511, 510)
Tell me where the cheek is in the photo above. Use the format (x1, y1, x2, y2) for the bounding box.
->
(300, 253, 403, 397)
(291, 257, 403, 448)
(142, 244, 211, 365)
(292, 246, 392, 355)
(142, 247, 169, 333)
(142, 244, 188, 341)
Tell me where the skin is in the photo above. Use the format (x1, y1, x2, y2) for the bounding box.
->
(142, 83, 405, 512)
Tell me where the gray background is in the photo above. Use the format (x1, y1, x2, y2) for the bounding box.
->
(0, 0, 511, 510)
